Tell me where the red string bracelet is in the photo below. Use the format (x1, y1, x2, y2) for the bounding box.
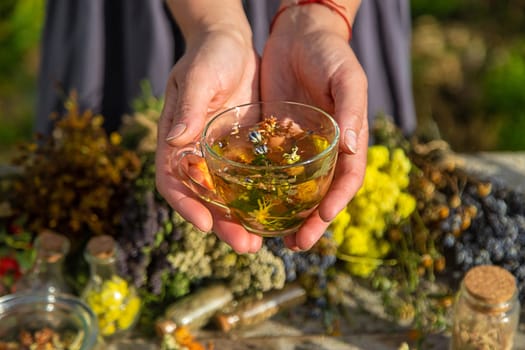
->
(270, 0, 353, 41)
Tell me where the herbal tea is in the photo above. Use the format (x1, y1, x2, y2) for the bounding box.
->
(174, 101, 339, 236)
(206, 116, 337, 235)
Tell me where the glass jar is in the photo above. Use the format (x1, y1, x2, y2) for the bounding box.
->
(14, 230, 71, 295)
(155, 283, 233, 334)
(450, 265, 520, 350)
(214, 283, 307, 332)
(81, 235, 141, 339)
(0, 292, 99, 350)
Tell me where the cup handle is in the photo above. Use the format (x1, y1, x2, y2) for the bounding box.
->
(170, 144, 229, 212)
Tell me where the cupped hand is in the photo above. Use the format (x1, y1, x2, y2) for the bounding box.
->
(155, 30, 264, 253)
(261, 17, 369, 250)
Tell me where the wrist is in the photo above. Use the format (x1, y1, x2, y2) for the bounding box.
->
(185, 22, 253, 51)
(167, 0, 252, 49)
(272, 0, 360, 40)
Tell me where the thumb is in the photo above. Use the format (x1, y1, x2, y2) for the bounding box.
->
(332, 63, 368, 155)
(163, 69, 215, 147)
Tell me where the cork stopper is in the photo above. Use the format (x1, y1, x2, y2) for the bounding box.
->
(86, 235, 116, 259)
(155, 319, 178, 337)
(464, 265, 516, 305)
(214, 313, 240, 333)
(36, 230, 70, 262)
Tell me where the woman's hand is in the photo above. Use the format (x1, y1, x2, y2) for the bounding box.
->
(261, 2, 368, 250)
(156, 1, 264, 253)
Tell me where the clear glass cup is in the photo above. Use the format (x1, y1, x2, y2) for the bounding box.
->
(172, 101, 340, 236)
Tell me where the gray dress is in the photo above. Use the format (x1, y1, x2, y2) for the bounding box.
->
(36, 0, 415, 135)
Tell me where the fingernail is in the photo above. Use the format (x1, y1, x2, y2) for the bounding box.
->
(344, 129, 357, 153)
(290, 246, 304, 252)
(166, 123, 186, 142)
(320, 215, 332, 223)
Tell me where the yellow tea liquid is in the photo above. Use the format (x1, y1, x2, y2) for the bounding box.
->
(207, 117, 336, 235)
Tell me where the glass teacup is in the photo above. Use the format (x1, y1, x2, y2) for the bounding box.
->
(172, 101, 340, 236)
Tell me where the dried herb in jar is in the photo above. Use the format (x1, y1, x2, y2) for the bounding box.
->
(214, 283, 307, 332)
(81, 235, 141, 338)
(155, 283, 233, 333)
(0, 327, 83, 350)
(450, 265, 520, 350)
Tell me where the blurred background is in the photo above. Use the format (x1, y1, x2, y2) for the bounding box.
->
(0, 0, 524, 162)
